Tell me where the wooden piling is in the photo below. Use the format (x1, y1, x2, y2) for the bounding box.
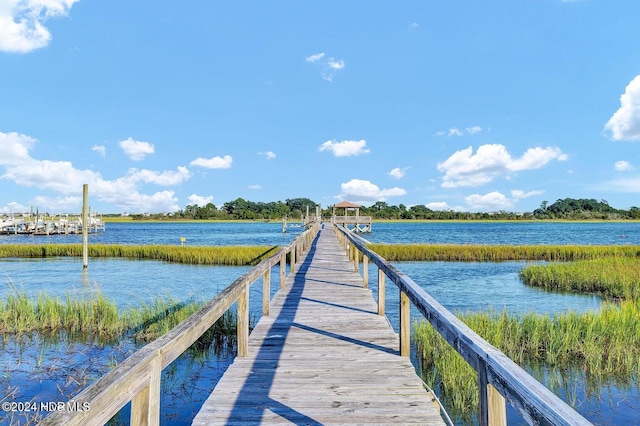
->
(82, 184, 89, 269)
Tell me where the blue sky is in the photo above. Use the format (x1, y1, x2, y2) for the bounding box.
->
(1, 0, 640, 214)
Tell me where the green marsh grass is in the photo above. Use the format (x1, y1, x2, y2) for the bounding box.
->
(414, 301, 640, 419)
(520, 257, 640, 300)
(0, 286, 239, 347)
(0, 244, 279, 266)
(403, 243, 640, 419)
(368, 243, 640, 262)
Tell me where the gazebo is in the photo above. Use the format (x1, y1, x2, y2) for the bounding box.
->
(332, 201, 361, 219)
(331, 201, 372, 233)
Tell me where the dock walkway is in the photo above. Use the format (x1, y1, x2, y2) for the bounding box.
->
(193, 224, 445, 425)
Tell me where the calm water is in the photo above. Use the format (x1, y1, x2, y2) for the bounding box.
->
(366, 221, 640, 245)
(1, 221, 638, 425)
(0, 221, 300, 246)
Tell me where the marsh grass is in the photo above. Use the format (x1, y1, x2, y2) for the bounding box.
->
(414, 301, 640, 419)
(369, 243, 640, 262)
(520, 258, 640, 300)
(0, 244, 279, 266)
(0, 285, 239, 348)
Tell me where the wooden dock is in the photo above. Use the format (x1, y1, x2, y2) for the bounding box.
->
(193, 224, 445, 425)
(41, 220, 591, 426)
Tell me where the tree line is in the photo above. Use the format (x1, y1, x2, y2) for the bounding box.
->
(116, 197, 640, 221)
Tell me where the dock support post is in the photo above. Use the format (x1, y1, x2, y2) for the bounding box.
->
(262, 269, 271, 316)
(353, 244, 359, 273)
(363, 255, 368, 288)
(130, 354, 161, 426)
(280, 252, 286, 289)
(82, 184, 89, 269)
(489, 384, 506, 426)
(290, 244, 296, 274)
(400, 290, 410, 357)
(478, 359, 506, 426)
(377, 269, 385, 316)
(238, 284, 249, 357)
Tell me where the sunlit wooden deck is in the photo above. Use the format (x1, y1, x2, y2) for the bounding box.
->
(192, 224, 445, 425)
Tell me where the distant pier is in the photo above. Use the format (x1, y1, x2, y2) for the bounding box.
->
(0, 213, 105, 236)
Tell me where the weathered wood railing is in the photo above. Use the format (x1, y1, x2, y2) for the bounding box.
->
(331, 215, 372, 223)
(41, 223, 319, 426)
(334, 225, 592, 426)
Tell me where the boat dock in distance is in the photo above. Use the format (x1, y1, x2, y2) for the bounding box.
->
(0, 212, 105, 236)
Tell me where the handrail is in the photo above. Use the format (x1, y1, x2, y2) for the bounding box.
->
(332, 215, 372, 222)
(41, 223, 320, 426)
(334, 225, 592, 426)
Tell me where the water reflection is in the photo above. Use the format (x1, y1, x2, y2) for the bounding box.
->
(367, 261, 602, 334)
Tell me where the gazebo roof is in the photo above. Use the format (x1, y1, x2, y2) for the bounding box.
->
(334, 201, 360, 208)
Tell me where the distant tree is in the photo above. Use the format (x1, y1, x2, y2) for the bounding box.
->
(285, 198, 317, 216)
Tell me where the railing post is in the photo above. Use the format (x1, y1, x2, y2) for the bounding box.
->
(363, 255, 368, 288)
(478, 359, 489, 426)
(280, 252, 286, 288)
(290, 244, 296, 273)
(400, 290, 410, 357)
(377, 268, 385, 316)
(262, 268, 271, 316)
(237, 284, 249, 357)
(353, 244, 359, 273)
(489, 384, 507, 426)
(130, 354, 161, 426)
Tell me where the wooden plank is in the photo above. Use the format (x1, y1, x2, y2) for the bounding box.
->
(193, 224, 445, 425)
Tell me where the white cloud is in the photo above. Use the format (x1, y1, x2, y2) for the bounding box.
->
(511, 189, 543, 199)
(605, 75, 640, 141)
(0, 131, 35, 164)
(248, 184, 262, 190)
(306, 52, 345, 82)
(425, 202, 451, 211)
(338, 179, 406, 203)
(190, 155, 233, 169)
(322, 58, 345, 82)
(259, 151, 276, 160)
(92, 145, 106, 157)
(126, 166, 191, 186)
(0, 0, 79, 53)
(437, 144, 567, 188)
(388, 167, 409, 179)
(327, 58, 345, 70)
(305, 52, 325, 63)
(615, 161, 632, 171)
(3, 159, 102, 194)
(465, 191, 514, 210)
(0, 131, 189, 212)
(436, 126, 483, 137)
(429, 189, 542, 212)
(0, 201, 28, 214)
(31, 195, 81, 211)
(188, 194, 214, 207)
(119, 137, 155, 161)
(319, 139, 370, 157)
(409, 22, 419, 30)
(599, 177, 640, 193)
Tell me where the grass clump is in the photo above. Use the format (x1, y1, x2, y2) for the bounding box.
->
(520, 257, 640, 300)
(0, 288, 122, 338)
(0, 286, 238, 347)
(368, 243, 640, 262)
(414, 301, 640, 420)
(0, 244, 279, 266)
